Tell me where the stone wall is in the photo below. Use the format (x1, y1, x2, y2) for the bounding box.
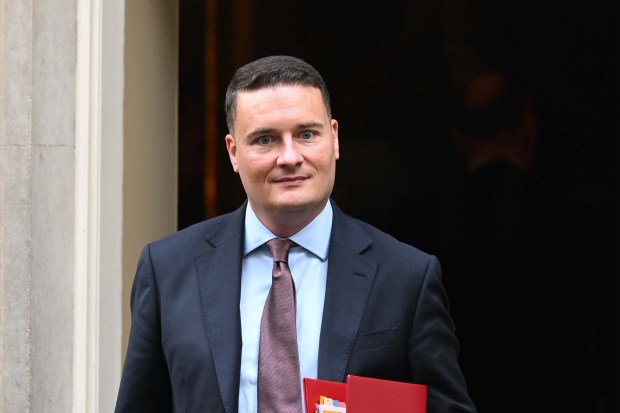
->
(1, 0, 77, 411)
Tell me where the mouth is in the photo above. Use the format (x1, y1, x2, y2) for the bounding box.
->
(274, 176, 307, 185)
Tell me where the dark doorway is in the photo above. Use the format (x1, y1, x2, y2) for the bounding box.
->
(178, 6, 618, 408)
(179, 0, 617, 232)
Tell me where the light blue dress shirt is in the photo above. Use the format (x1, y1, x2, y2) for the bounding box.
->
(238, 201, 332, 413)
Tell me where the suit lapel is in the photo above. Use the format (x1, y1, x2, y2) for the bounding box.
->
(194, 204, 246, 413)
(192, 201, 377, 404)
(318, 202, 377, 382)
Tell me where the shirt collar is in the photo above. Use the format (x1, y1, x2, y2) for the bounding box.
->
(243, 200, 333, 261)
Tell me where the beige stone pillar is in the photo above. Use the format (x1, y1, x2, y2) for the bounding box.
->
(1, 0, 177, 411)
(1, 0, 77, 411)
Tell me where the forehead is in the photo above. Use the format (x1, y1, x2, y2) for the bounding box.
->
(235, 85, 327, 119)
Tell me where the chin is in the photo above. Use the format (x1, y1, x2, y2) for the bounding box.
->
(272, 194, 324, 212)
(275, 199, 311, 211)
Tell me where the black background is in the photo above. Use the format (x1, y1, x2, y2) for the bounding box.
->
(178, 0, 618, 406)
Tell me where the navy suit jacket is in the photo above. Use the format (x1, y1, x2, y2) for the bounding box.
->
(114, 200, 476, 412)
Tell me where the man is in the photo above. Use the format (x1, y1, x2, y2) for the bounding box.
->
(115, 55, 477, 413)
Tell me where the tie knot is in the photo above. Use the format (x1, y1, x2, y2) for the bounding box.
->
(266, 238, 295, 263)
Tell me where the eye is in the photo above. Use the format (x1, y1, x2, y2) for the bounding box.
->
(301, 130, 315, 140)
(257, 136, 271, 145)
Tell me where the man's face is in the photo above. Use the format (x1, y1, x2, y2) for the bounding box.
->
(225, 84, 339, 228)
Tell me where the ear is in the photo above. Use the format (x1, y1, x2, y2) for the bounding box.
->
(225, 134, 239, 173)
(331, 119, 340, 160)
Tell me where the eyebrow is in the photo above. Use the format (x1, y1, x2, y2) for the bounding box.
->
(297, 121, 324, 130)
(246, 122, 325, 138)
(247, 127, 276, 137)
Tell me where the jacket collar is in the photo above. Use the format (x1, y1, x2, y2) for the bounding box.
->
(194, 200, 376, 411)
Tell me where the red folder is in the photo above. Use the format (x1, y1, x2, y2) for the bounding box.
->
(303, 375, 427, 412)
(303, 377, 347, 412)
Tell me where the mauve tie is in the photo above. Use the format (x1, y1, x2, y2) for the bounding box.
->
(257, 238, 302, 413)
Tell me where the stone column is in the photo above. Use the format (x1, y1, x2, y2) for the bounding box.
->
(1, 0, 77, 411)
(2, 0, 178, 410)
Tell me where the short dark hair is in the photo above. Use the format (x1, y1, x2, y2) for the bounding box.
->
(224, 55, 332, 133)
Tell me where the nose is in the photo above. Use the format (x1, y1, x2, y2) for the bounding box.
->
(277, 136, 303, 167)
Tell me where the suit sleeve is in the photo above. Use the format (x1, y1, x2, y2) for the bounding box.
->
(114, 244, 173, 413)
(408, 255, 477, 413)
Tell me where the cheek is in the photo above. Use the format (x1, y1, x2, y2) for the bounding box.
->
(243, 158, 270, 180)
(318, 149, 334, 165)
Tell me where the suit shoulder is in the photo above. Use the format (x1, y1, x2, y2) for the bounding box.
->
(371, 220, 430, 255)
(147, 206, 244, 256)
(344, 212, 433, 260)
(338, 215, 442, 287)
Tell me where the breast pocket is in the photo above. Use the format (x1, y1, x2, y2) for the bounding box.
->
(352, 327, 397, 352)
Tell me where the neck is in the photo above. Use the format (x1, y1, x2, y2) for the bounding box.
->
(251, 200, 328, 238)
